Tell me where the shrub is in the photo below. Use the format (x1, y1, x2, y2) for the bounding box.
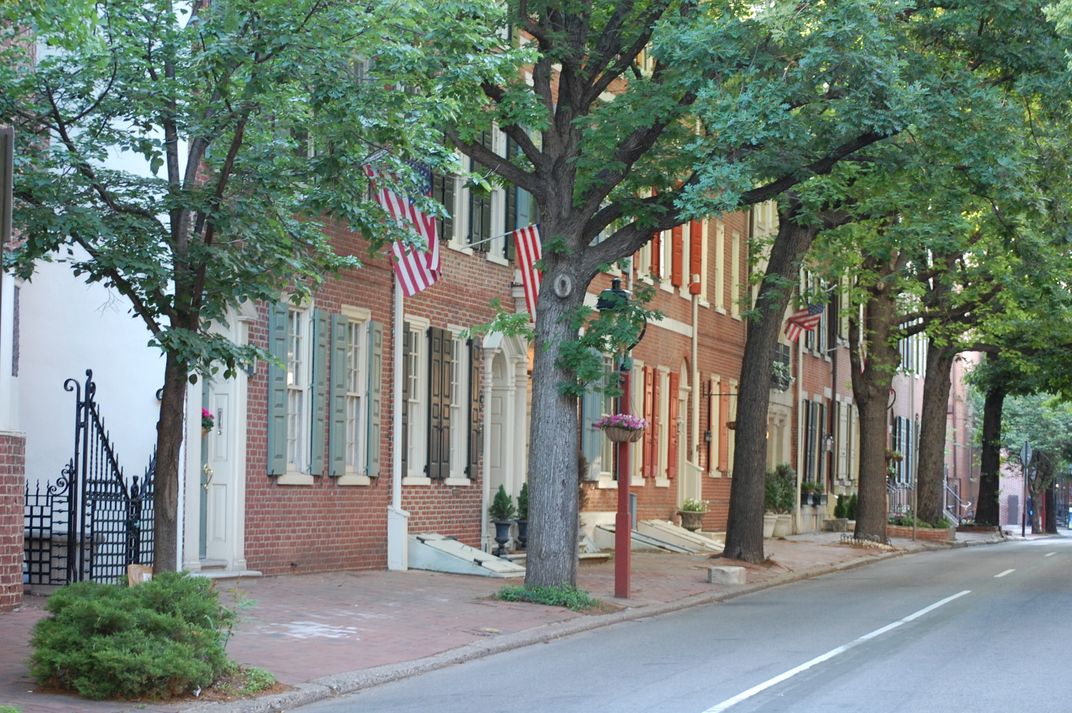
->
(30, 572, 235, 701)
(488, 484, 516, 521)
(847, 493, 858, 520)
(834, 495, 847, 518)
(679, 497, 708, 513)
(496, 584, 600, 611)
(517, 482, 529, 520)
(765, 464, 795, 513)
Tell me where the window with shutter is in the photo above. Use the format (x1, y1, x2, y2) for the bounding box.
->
(432, 171, 455, 244)
(311, 309, 329, 476)
(366, 321, 383, 477)
(447, 333, 470, 480)
(689, 219, 703, 294)
(580, 364, 605, 481)
(329, 312, 374, 481)
(650, 231, 661, 279)
(267, 301, 318, 484)
(654, 369, 664, 478)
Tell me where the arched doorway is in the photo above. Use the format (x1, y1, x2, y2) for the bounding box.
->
(481, 333, 529, 551)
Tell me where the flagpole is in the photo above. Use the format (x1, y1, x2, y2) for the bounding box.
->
(387, 273, 409, 570)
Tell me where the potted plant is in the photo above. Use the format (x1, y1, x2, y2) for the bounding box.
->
(846, 492, 858, 524)
(765, 464, 795, 537)
(488, 485, 516, 557)
(594, 413, 648, 443)
(678, 498, 708, 532)
(801, 481, 821, 506)
(770, 360, 793, 392)
(201, 407, 214, 437)
(516, 482, 529, 550)
(827, 494, 850, 532)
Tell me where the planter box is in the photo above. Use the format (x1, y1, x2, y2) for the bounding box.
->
(886, 524, 955, 542)
(823, 517, 850, 533)
(956, 524, 1001, 534)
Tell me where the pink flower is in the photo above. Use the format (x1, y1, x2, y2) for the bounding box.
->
(593, 414, 647, 431)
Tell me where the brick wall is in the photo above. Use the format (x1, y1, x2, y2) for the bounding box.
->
(0, 433, 25, 611)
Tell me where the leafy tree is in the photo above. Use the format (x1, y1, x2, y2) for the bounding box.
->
(0, 0, 513, 570)
(448, 0, 934, 581)
(787, 1, 1070, 542)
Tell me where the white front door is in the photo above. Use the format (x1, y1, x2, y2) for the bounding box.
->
(203, 381, 236, 562)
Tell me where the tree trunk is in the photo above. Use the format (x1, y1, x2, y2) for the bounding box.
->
(153, 350, 188, 572)
(525, 263, 586, 587)
(916, 344, 954, 526)
(849, 263, 902, 543)
(974, 380, 1005, 526)
(1045, 482, 1057, 534)
(723, 202, 816, 563)
(854, 391, 891, 541)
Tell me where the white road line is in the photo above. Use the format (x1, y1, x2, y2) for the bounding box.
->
(699, 591, 972, 713)
(994, 569, 1015, 578)
(1045, 552, 1056, 558)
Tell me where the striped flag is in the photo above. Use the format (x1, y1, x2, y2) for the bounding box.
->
(364, 162, 440, 297)
(784, 304, 824, 342)
(513, 224, 542, 317)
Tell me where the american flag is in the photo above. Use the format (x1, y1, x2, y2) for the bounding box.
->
(513, 224, 542, 317)
(364, 162, 440, 297)
(784, 304, 824, 342)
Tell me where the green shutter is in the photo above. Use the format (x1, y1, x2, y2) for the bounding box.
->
(310, 308, 329, 476)
(367, 321, 383, 477)
(401, 326, 410, 477)
(581, 387, 603, 477)
(329, 314, 347, 476)
(266, 302, 288, 476)
(467, 340, 482, 478)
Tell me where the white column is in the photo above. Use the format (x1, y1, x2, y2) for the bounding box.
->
(387, 279, 409, 570)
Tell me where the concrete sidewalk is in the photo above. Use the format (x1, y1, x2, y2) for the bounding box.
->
(0, 530, 1009, 713)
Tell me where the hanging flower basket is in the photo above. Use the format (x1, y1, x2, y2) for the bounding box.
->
(603, 425, 645, 443)
(594, 414, 648, 443)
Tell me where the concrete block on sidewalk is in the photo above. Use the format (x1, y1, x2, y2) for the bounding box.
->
(707, 565, 746, 585)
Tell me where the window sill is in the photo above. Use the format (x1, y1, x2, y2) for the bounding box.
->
(698, 298, 711, 309)
(402, 476, 433, 486)
(443, 477, 472, 487)
(276, 471, 314, 486)
(486, 254, 509, 267)
(654, 477, 671, 488)
(595, 475, 619, 489)
(336, 473, 372, 486)
(714, 306, 727, 315)
(448, 241, 474, 256)
(631, 476, 645, 487)
(709, 469, 724, 478)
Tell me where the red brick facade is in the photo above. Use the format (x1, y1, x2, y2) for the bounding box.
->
(242, 224, 514, 575)
(0, 433, 24, 611)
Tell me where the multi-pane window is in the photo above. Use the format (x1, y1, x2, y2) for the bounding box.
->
(285, 307, 310, 472)
(344, 320, 367, 474)
(403, 324, 426, 478)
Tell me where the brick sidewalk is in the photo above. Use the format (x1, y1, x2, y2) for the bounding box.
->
(0, 532, 1003, 713)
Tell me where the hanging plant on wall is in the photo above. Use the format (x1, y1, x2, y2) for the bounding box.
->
(771, 360, 793, 392)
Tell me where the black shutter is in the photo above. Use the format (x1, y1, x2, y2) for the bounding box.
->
(427, 327, 450, 479)
(467, 341, 483, 478)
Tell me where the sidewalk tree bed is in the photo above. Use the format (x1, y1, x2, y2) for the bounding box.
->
(495, 584, 601, 613)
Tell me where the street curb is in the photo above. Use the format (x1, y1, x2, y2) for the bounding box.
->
(183, 537, 1007, 712)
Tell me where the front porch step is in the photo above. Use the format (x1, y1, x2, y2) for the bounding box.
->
(593, 524, 695, 553)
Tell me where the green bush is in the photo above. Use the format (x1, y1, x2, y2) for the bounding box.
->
(495, 584, 599, 611)
(846, 493, 858, 520)
(30, 572, 235, 701)
(834, 495, 847, 518)
(488, 484, 516, 521)
(517, 482, 529, 520)
(764, 464, 795, 513)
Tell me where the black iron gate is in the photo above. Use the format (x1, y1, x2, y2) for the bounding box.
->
(24, 370, 155, 585)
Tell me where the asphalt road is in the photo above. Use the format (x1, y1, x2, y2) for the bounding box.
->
(299, 537, 1071, 713)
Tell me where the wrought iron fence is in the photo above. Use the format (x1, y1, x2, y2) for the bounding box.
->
(24, 370, 155, 585)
